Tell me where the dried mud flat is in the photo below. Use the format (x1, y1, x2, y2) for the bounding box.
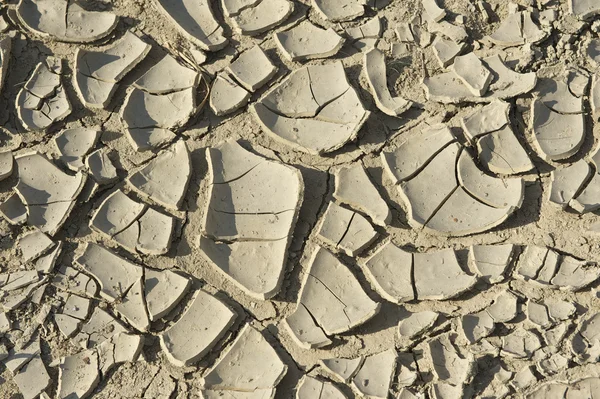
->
(2, 0, 600, 398)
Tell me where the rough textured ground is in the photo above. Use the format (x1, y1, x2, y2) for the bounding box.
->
(2, 0, 600, 398)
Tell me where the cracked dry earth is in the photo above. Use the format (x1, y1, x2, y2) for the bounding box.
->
(5, 1, 600, 399)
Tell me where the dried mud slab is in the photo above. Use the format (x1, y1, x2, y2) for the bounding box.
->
(251, 62, 369, 154)
(126, 140, 191, 210)
(86, 148, 118, 184)
(421, 0, 445, 22)
(414, 248, 477, 300)
(360, 241, 414, 303)
(228, 0, 293, 35)
(12, 355, 50, 399)
(0, 150, 13, 181)
(16, 0, 118, 43)
(428, 333, 474, 389)
(144, 268, 191, 321)
(514, 245, 600, 290)
(74, 307, 128, 349)
(57, 332, 143, 399)
(550, 159, 590, 208)
(382, 126, 524, 236)
(530, 76, 586, 161)
(17, 230, 53, 262)
(316, 201, 378, 256)
(200, 324, 287, 396)
(14, 152, 86, 235)
(486, 11, 548, 47)
(275, 20, 344, 61)
(0, 35, 10, 93)
(75, 242, 143, 302)
(16, 57, 71, 131)
(312, 0, 366, 22)
(347, 16, 381, 51)
(153, 0, 227, 51)
(160, 289, 236, 366)
(74, 31, 151, 109)
(450, 53, 492, 96)
(432, 36, 465, 68)
(296, 375, 346, 399)
(134, 54, 200, 94)
(565, 148, 600, 213)
(53, 128, 101, 171)
(284, 246, 380, 348)
(90, 189, 174, 255)
(200, 140, 303, 299)
(398, 311, 439, 339)
(209, 74, 250, 116)
(121, 57, 203, 151)
(460, 101, 533, 175)
(569, 0, 600, 19)
(364, 48, 412, 116)
(320, 357, 363, 382)
(333, 162, 391, 226)
(361, 242, 482, 303)
(469, 243, 514, 283)
(352, 349, 397, 399)
(0, 193, 27, 225)
(424, 55, 537, 104)
(226, 46, 277, 92)
(121, 88, 197, 132)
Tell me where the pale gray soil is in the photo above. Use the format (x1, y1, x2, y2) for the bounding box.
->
(1, 0, 600, 398)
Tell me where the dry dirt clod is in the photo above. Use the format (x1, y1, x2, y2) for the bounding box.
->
(134, 54, 199, 94)
(284, 246, 380, 345)
(334, 162, 391, 226)
(14, 152, 86, 235)
(469, 244, 514, 283)
(159, 289, 236, 367)
(549, 159, 591, 208)
(16, 0, 118, 43)
(383, 130, 524, 235)
(144, 268, 191, 321)
(152, 0, 227, 51)
(530, 75, 586, 162)
(86, 148, 118, 185)
(432, 36, 465, 68)
(209, 74, 250, 116)
(275, 20, 344, 62)
(75, 242, 143, 302)
(296, 375, 346, 399)
(450, 53, 492, 97)
(127, 140, 191, 210)
(16, 57, 72, 131)
(316, 201, 379, 256)
(0, 35, 11, 93)
(0, 193, 27, 225)
(320, 356, 363, 383)
(424, 55, 537, 103)
(360, 241, 414, 303)
(53, 128, 101, 171)
(200, 324, 287, 395)
(74, 31, 151, 109)
(312, 0, 366, 22)
(200, 139, 303, 299)
(251, 62, 369, 154)
(352, 349, 397, 399)
(0, 150, 13, 181)
(398, 311, 439, 339)
(569, 0, 600, 19)
(226, 45, 277, 92)
(364, 48, 413, 116)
